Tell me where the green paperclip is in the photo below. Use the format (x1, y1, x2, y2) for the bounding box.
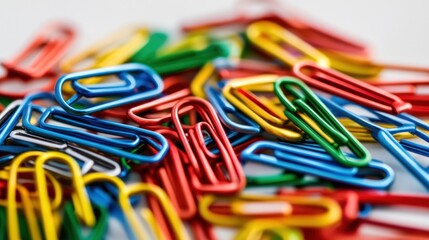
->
(274, 77, 371, 167)
(17, 209, 32, 240)
(143, 41, 232, 74)
(247, 172, 333, 188)
(130, 31, 168, 63)
(0, 96, 13, 107)
(246, 172, 301, 186)
(60, 202, 108, 240)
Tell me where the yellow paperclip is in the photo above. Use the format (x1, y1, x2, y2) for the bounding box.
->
(119, 183, 190, 240)
(199, 194, 342, 228)
(321, 50, 382, 77)
(6, 151, 64, 240)
(7, 152, 43, 240)
(33, 151, 95, 240)
(190, 35, 243, 99)
(7, 184, 42, 240)
(1, 167, 64, 211)
(159, 34, 209, 55)
(246, 21, 330, 67)
(191, 62, 217, 98)
(338, 118, 417, 142)
(235, 220, 304, 240)
(61, 26, 149, 73)
(222, 74, 303, 141)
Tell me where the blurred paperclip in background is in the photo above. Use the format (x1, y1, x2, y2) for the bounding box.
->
(2, 0, 429, 240)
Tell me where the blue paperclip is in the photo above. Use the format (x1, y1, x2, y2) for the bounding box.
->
(324, 96, 429, 190)
(205, 83, 261, 134)
(241, 140, 394, 189)
(273, 142, 358, 175)
(39, 108, 142, 149)
(20, 93, 168, 163)
(55, 63, 163, 115)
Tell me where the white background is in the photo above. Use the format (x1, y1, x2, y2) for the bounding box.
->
(1, 0, 429, 239)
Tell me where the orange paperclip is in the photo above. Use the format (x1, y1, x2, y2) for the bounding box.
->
(2, 22, 75, 78)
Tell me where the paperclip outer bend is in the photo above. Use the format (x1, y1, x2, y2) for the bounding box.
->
(119, 183, 190, 240)
(246, 21, 330, 68)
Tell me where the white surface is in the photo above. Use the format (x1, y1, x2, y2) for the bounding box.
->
(1, 0, 429, 239)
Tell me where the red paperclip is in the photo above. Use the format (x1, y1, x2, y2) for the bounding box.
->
(128, 83, 192, 129)
(182, 0, 369, 57)
(189, 217, 216, 240)
(2, 22, 75, 79)
(370, 79, 429, 115)
(293, 61, 412, 114)
(142, 129, 197, 220)
(341, 191, 429, 240)
(217, 59, 291, 79)
(171, 97, 246, 194)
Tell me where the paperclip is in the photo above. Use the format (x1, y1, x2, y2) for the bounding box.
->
(35, 152, 95, 240)
(55, 63, 163, 115)
(199, 193, 341, 228)
(222, 75, 303, 141)
(1, 22, 75, 78)
(293, 61, 412, 114)
(171, 96, 246, 194)
(370, 78, 429, 115)
(274, 77, 370, 167)
(315, 190, 429, 239)
(142, 129, 197, 220)
(241, 141, 394, 189)
(119, 183, 190, 240)
(61, 27, 149, 73)
(246, 21, 330, 67)
(22, 104, 168, 163)
(191, 62, 217, 98)
(320, 50, 382, 77)
(143, 41, 233, 75)
(6, 152, 43, 240)
(338, 118, 416, 142)
(234, 220, 303, 240)
(9, 130, 121, 176)
(128, 86, 192, 128)
(129, 31, 169, 63)
(4, 164, 64, 213)
(276, 188, 361, 222)
(323, 96, 429, 190)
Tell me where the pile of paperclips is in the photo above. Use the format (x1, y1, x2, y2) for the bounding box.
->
(2, 1, 429, 240)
